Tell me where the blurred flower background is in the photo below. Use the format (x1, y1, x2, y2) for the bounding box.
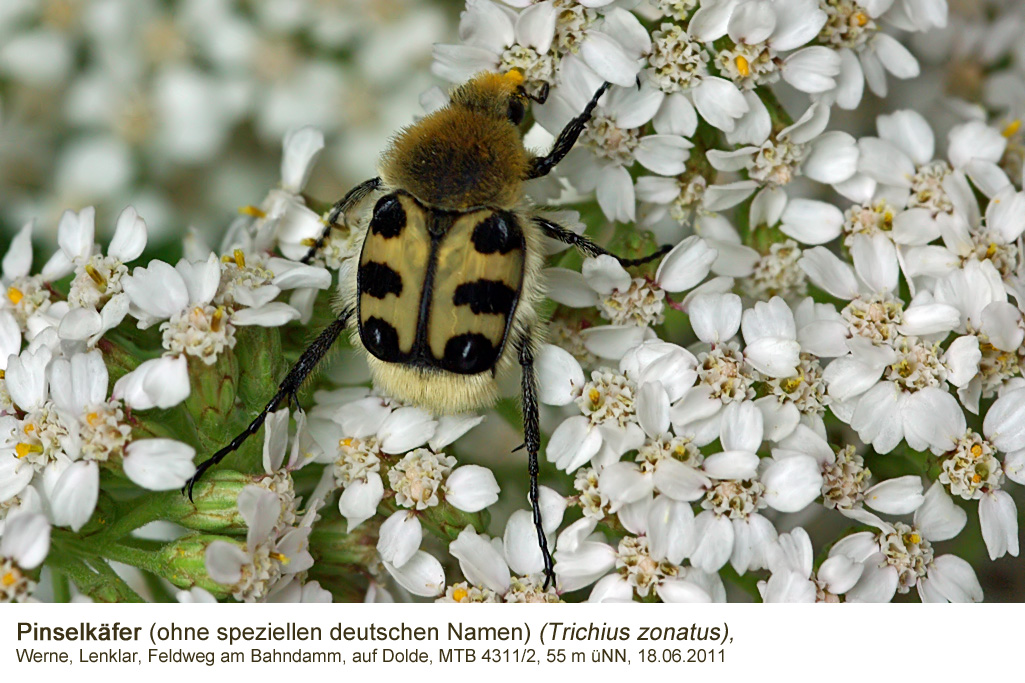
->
(0, 0, 453, 249)
(2, 0, 1025, 603)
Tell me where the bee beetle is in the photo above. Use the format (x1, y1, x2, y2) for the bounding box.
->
(186, 70, 670, 590)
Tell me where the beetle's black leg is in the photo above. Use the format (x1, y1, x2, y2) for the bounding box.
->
(300, 177, 381, 264)
(183, 311, 352, 499)
(518, 332, 556, 590)
(534, 216, 673, 267)
(526, 82, 610, 180)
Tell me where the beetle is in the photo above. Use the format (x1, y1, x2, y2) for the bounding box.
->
(186, 70, 669, 589)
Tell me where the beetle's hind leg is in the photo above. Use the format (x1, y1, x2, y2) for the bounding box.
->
(300, 177, 381, 264)
(534, 216, 673, 267)
(182, 310, 352, 499)
(517, 330, 557, 590)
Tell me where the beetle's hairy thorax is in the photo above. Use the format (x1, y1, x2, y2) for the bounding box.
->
(378, 107, 530, 212)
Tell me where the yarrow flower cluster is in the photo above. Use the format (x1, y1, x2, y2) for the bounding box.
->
(2, 0, 1024, 604)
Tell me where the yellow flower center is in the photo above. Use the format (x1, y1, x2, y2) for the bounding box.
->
(2, 571, 18, 587)
(211, 306, 225, 333)
(452, 587, 468, 602)
(238, 205, 267, 219)
(854, 12, 868, 27)
(15, 443, 43, 458)
(971, 443, 983, 458)
(1002, 119, 1021, 138)
(269, 552, 290, 565)
(86, 412, 100, 426)
(7, 287, 24, 305)
(735, 55, 751, 77)
(85, 263, 107, 291)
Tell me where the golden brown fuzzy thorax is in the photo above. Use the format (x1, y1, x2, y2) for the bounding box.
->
(378, 106, 529, 212)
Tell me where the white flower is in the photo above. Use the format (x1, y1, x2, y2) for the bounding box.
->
(536, 55, 691, 222)
(758, 527, 863, 602)
(836, 483, 981, 603)
(815, 1, 921, 109)
(705, 102, 859, 209)
(692, 0, 840, 94)
(644, 22, 749, 134)
(432, 0, 559, 87)
(1, 512, 51, 603)
(205, 485, 313, 602)
(48, 206, 147, 348)
(444, 525, 560, 602)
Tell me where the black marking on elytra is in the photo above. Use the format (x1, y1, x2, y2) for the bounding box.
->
(370, 194, 405, 238)
(453, 279, 517, 316)
(361, 316, 402, 361)
(471, 212, 521, 254)
(442, 333, 497, 375)
(359, 262, 403, 299)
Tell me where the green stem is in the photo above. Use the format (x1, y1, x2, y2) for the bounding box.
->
(50, 570, 71, 603)
(755, 86, 794, 133)
(97, 541, 167, 576)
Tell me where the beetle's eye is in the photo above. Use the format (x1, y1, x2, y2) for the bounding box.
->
(507, 97, 525, 125)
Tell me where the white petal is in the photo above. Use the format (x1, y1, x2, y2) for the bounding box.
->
(925, 554, 982, 603)
(280, 127, 324, 193)
(546, 416, 601, 472)
(449, 526, 510, 594)
(2, 221, 34, 280)
(338, 473, 384, 530)
(536, 344, 584, 406)
(779, 198, 844, 245)
(205, 541, 247, 585)
(762, 456, 822, 512)
(445, 465, 500, 512)
(582, 254, 631, 295)
(691, 77, 748, 132)
(378, 407, 436, 453)
(113, 355, 190, 410)
(636, 381, 670, 437)
(377, 511, 422, 567)
(979, 491, 1018, 560)
(915, 482, 967, 542)
(123, 439, 197, 490)
(850, 381, 904, 453)
(1, 513, 50, 569)
(983, 388, 1025, 452)
(579, 31, 640, 87)
(50, 461, 98, 532)
(799, 247, 859, 299)
(545, 267, 599, 307)
(803, 131, 858, 184)
(864, 476, 925, 515)
(690, 512, 734, 573)
(782, 46, 840, 93)
(429, 414, 484, 451)
(943, 335, 981, 388)
(878, 110, 934, 165)
(850, 232, 898, 293)
(581, 325, 646, 359)
(647, 496, 695, 564)
(108, 206, 148, 262)
(384, 551, 446, 597)
(655, 236, 717, 292)
(652, 459, 711, 502)
(635, 135, 691, 175)
(596, 164, 636, 222)
(689, 293, 741, 343)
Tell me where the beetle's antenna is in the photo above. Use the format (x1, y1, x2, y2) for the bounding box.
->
(301, 177, 381, 265)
